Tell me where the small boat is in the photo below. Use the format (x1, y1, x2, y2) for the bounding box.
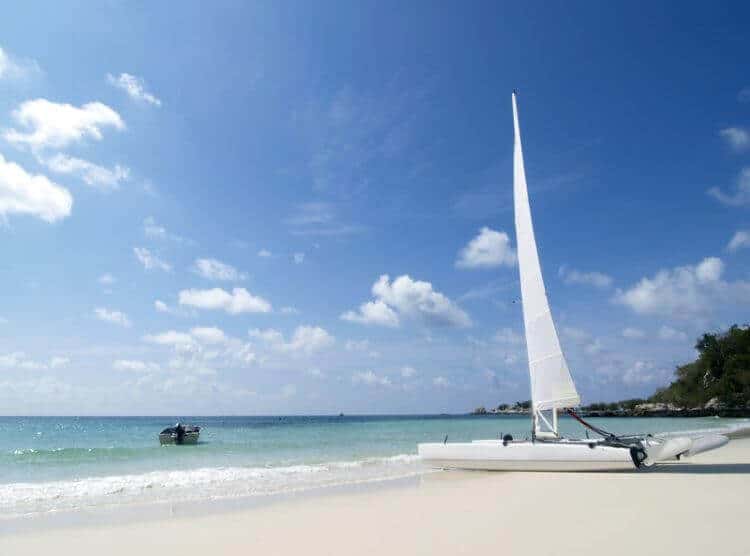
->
(418, 92, 732, 471)
(159, 423, 200, 445)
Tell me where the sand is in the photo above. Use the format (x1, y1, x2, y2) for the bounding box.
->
(2, 438, 749, 556)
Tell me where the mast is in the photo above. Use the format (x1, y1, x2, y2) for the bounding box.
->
(511, 91, 580, 439)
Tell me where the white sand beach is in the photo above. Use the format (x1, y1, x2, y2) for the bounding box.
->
(2, 437, 749, 556)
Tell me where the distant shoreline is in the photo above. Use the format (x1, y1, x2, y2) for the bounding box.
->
(471, 408, 750, 418)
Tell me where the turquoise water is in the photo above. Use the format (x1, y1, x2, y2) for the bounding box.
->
(0, 415, 745, 518)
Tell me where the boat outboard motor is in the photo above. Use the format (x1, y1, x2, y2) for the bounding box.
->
(502, 434, 514, 446)
(175, 423, 185, 444)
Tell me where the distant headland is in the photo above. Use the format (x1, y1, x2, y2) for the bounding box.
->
(473, 324, 750, 418)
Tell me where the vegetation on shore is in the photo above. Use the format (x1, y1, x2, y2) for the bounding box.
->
(473, 325, 750, 416)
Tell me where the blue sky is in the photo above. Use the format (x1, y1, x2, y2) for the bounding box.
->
(1, 1, 749, 415)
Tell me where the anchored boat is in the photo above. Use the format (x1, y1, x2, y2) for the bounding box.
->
(159, 423, 200, 445)
(418, 92, 736, 471)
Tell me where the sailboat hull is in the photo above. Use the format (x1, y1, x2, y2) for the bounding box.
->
(418, 440, 635, 471)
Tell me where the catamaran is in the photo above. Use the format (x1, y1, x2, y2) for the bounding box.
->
(418, 92, 738, 471)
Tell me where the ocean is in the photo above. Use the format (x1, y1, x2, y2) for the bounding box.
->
(1, 414, 745, 522)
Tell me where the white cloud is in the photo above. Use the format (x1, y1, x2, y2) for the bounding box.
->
(280, 306, 299, 315)
(285, 326, 335, 353)
(5, 99, 124, 150)
(376, 274, 471, 328)
(49, 357, 70, 368)
(98, 273, 116, 285)
(727, 230, 750, 252)
(343, 275, 470, 328)
(143, 216, 166, 239)
(708, 167, 750, 206)
(143, 330, 194, 346)
(285, 202, 364, 237)
(352, 370, 391, 387)
(0, 153, 72, 223)
(107, 73, 161, 106)
(114, 359, 161, 373)
(133, 247, 171, 272)
(341, 300, 400, 327)
(248, 328, 285, 344)
(719, 127, 749, 152)
(143, 217, 190, 244)
(258, 249, 272, 257)
(433, 376, 450, 388)
(179, 287, 271, 314)
(658, 325, 688, 342)
(456, 227, 516, 269)
(42, 154, 129, 192)
(401, 366, 417, 378)
(193, 258, 246, 281)
(0, 352, 69, 370)
(190, 326, 227, 345)
(613, 257, 750, 318)
(94, 307, 131, 327)
(558, 266, 613, 288)
(0, 46, 40, 81)
(249, 325, 334, 354)
(293, 252, 305, 264)
(621, 327, 645, 339)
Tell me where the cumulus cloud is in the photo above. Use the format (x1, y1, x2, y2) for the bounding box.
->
(258, 249, 272, 257)
(249, 325, 334, 354)
(4, 99, 124, 150)
(0, 46, 40, 81)
(144, 327, 257, 373)
(192, 258, 246, 281)
(98, 273, 116, 285)
(456, 227, 516, 269)
(0, 352, 69, 370)
(613, 257, 750, 318)
(727, 230, 750, 252)
(114, 359, 161, 373)
(352, 370, 391, 387)
(42, 153, 129, 192)
(341, 300, 400, 327)
(189, 326, 227, 344)
(0, 153, 72, 223)
(143, 217, 191, 244)
(719, 127, 749, 152)
(107, 73, 161, 106)
(708, 167, 750, 206)
(93, 307, 131, 327)
(179, 287, 271, 314)
(400, 366, 417, 378)
(342, 274, 470, 328)
(558, 265, 613, 288)
(143, 330, 195, 346)
(433, 376, 450, 388)
(133, 247, 171, 272)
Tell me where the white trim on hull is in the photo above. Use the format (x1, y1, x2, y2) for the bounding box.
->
(418, 441, 635, 472)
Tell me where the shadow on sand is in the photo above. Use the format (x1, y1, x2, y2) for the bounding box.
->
(654, 463, 750, 474)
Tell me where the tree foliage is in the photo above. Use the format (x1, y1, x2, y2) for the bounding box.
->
(652, 325, 750, 407)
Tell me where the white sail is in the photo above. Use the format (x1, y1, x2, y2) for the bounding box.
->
(512, 92, 580, 414)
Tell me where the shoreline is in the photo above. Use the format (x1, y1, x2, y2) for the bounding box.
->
(3, 439, 749, 556)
